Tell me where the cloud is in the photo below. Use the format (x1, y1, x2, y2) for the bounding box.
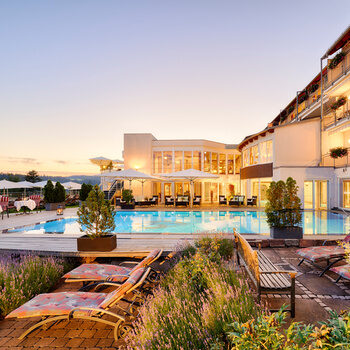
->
(1, 156, 41, 165)
(54, 160, 68, 165)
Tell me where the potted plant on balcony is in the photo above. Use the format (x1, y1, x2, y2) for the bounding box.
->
(77, 185, 116, 251)
(330, 147, 348, 159)
(120, 189, 135, 209)
(44, 180, 66, 211)
(328, 52, 346, 70)
(330, 97, 347, 110)
(265, 177, 303, 239)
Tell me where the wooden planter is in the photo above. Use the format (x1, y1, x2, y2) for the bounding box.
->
(270, 226, 303, 239)
(77, 234, 117, 252)
(45, 202, 65, 211)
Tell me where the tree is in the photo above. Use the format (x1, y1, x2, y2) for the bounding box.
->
(25, 170, 41, 183)
(54, 182, 66, 203)
(43, 180, 55, 203)
(77, 185, 116, 238)
(79, 183, 93, 201)
(7, 173, 21, 182)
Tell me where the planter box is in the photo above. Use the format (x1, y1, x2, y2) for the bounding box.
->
(120, 203, 135, 210)
(45, 202, 65, 211)
(270, 226, 303, 239)
(77, 234, 117, 252)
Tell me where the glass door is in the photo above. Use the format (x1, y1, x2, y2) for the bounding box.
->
(304, 181, 313, 209)
(315, 181, 328, 210)
(343, 181, 350, 208)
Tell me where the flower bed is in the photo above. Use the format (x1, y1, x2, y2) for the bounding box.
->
(125, 236, 262, 349)
(0, 254, 69, 317)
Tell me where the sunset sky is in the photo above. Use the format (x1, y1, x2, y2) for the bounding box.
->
(1, 1, 350, 175)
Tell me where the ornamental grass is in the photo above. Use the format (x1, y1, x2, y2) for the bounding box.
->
(0, 254, 68, 317)
(125, 236, 262, 350)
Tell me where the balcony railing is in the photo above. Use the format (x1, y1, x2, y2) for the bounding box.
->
(322, 107, 350, 130)
(325, 51, 350, 89)
(321, 147, 350, 168)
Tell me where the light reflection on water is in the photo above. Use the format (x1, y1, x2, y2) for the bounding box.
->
(7, 210, 349, 235)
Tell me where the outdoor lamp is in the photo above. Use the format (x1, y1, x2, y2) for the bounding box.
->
(57, 205, 63, 216)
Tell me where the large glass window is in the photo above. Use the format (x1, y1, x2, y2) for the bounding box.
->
(243, 149, 249, 167)
(304, 181, 313, 209)
(174, 151, 183, 172)
(163, 151, 173, 173)
(260, 180, 272, 207)
(260, 140, 273, 163)
(153, 152, 162, 173)
(235, 154, 241, 174)
(193, 151, 201, 170)
(204, 152, 211, 172)
(315, 181, 328, 209)
(184, 151, 192, 169)
(227, 154, 234, 174)
(344, 181, 350, 208)
(250, 145, 258, 165)
(211, 153, 218, 174)
(219, 154, 226, 174)
(175, 183, 183, 196)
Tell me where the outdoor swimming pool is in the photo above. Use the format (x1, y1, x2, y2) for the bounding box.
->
(5, 210, 350, 235)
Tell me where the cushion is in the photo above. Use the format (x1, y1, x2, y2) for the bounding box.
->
(6, 292, 106, 318)
(63, 264, 132, 281)
(330, 265, 350, 281)
(296, 246, 345, 262)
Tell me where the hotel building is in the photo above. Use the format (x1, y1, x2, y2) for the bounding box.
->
(95, 26, 350, 209)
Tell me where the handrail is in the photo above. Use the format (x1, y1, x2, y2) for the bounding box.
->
(321, 146, 350, 167)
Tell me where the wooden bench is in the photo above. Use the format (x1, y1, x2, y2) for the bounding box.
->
(234, 232, 296, 317)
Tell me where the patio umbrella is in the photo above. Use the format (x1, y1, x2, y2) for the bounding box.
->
(103, 169, 161, 199)
(0, 180, 21, 189)
(30, 180, 56, 188)
(161, 169, 219, 207)
(62, 181, 82, 190)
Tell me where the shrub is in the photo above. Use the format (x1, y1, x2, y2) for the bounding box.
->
(122, 189, 134, 204)
(77, 185, 116, 238)
(125, 242, 260, 349)
(0, 254, 69, 317)
(44, 180, 66, 203)
(79, 183, 93, 201)
(54, 182, 66, 203)
(265, 177, 302, 228)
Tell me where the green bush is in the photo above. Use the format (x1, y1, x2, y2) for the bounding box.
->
(43, 180, 66, 203)
(122, 189, 134, 204)
(54, 182, 66, 203)
(79, 183, 93, 201)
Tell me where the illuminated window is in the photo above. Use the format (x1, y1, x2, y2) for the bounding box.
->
(243, 149, 249, 167)
(344, 181, 350, 208)
(163, 151, 173, 173)
(193, 151, 201, 170)
(153, 152, 162, 173)
(204, 152, 211, 172)
(227, 154, 234, 174)
(174, 151, 183, 171)
(211, 153, 218, 173)
(250, 145, 258, 165)
(184, 151, 192, 169)
(219, 154, 226, 174)
(235, 154, 241, 174)
(260, 140, 273, 163)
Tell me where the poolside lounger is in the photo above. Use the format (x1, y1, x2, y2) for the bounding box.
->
(165, 196, 174, 206)
(6, 267, 151, 341)
(247, 196, 257, 206)
(219, 195, 227, 205)
(192, 195, 201, 206)
(175, 195, 189, 207)
(296, 235, 350, 276)
(63, 249, 163, 288)
(149, 196, 158, 205)
(330, 264, 350, 283)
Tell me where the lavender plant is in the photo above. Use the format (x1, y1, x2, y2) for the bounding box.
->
(0, 254, 68, 317)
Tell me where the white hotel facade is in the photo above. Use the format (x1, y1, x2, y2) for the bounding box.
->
(97, 26, 350, 210)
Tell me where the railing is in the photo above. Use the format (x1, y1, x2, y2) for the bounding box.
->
(321, 147, 350, 168)
(322, 108, 350, 130)
(325, 51, 350, 89)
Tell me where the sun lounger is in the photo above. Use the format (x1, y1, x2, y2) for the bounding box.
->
(6, 267, 151, 340)
(192, 195, 201, 206)
(63, 249, 163, 289)
(297, 235, 350, 276)
(149, 196, 158, 205)
(165, 196, 174, 206)
(219, 195, 227, 205)
(175, 195, 189, 207)
(247, 196, 257, 206)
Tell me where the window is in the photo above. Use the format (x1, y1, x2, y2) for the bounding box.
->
(227, 154, 234, 174)
(243, 149, 249, 167)
(260, 140, 273, 163)
(193, 151, 201, 170)
(235, 154, 241, 174)
(174, 151, 183, 171)
(204, 152, 211, 172)
(250, 145, 258, 165)
(304, 181, 313, 209)
(184, 151, 192, 169)
(219, 154, 226, 174)
(163, 151, 173, 173)
(211, 153, 218, 173)
(153, 152, 162, 173)
(344, 181, 350, 208)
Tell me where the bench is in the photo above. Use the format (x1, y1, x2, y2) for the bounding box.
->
(234, 232, 296, 317)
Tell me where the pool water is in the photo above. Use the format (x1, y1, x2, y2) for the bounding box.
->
(6, 210, 350, 235)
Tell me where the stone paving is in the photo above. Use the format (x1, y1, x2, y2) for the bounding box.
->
(0, 247, 349, 349)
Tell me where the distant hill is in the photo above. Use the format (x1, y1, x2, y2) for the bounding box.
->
(0, 173, 100, 185)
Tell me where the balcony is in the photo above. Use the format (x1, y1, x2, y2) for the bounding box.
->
(321, 147, 350, 168)
(322, 107, 350, 130)
(325, 51, 350, 90)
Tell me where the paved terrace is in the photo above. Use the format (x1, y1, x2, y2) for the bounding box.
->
(0, 247, 349, 350)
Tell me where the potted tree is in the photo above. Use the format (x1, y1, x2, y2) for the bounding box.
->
(120, 189, 135, 209)
(77, 185, 116, 251)
(44, 181, 66, 211)
(265, 177, 303, 239)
